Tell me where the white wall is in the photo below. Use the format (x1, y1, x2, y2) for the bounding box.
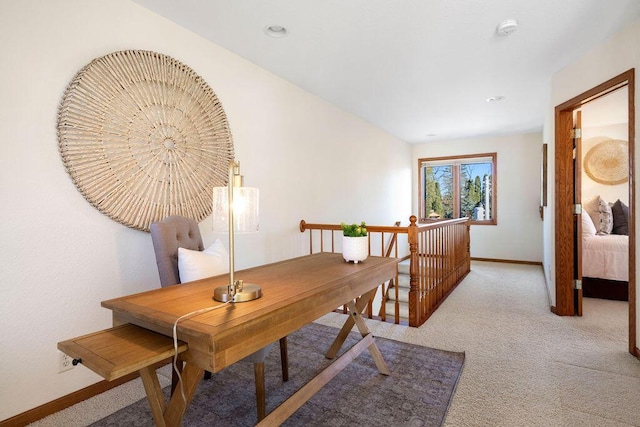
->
(0, 0, 412, 420)
(542, 18, 639, 346)
(412, 132, 543, 263)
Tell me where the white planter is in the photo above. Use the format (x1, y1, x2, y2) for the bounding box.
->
(342, 236, 368, 263)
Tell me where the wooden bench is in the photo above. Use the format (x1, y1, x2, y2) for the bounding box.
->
(58, 323, 186, 381)
(58, 323, 187, 426)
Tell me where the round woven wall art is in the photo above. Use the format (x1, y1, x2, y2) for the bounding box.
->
(583, 138, 628, 185)
(57, 50, 233, 231)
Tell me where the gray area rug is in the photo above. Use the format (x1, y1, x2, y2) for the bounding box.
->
(91, 323, 465, 426)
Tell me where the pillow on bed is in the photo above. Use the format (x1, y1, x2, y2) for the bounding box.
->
(611, 199, 629, 235)
(581, 213, 597, 237)
(584, 195, 613, 235)
(178, 239, 229, 283)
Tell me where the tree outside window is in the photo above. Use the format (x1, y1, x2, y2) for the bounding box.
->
(419, 153, 496, 225)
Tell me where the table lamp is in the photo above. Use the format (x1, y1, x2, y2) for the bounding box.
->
(212, 160, 261, 302)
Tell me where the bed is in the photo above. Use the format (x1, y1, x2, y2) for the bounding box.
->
(581, 197, 629, 301)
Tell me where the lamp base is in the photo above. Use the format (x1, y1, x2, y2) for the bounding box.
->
(213, 283, 262, 302)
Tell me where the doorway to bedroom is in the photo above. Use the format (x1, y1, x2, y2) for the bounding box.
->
(579, 89, 629, 302)
(554, 69, 636, 356)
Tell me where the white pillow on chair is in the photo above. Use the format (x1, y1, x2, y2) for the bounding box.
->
(178, 239, 229, 283)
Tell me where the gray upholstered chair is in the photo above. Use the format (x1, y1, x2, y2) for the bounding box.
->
(150, 215, 288, 421)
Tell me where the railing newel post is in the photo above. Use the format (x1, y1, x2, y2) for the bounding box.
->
(408, 215, 419, 327)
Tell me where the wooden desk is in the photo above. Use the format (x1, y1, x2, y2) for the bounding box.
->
(102, 252, 398, 426)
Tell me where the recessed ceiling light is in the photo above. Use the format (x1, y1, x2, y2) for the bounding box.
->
(264, 25, 288, 38)
(496, 19, 518, 36)
(486, 96, 505, 103)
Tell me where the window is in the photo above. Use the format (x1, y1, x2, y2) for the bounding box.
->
(418, 153, 496, 225)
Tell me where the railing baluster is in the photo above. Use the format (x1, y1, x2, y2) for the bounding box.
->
(331, 230, 335, 253)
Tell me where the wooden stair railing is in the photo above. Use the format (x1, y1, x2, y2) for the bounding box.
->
(299, 216, 470, 327)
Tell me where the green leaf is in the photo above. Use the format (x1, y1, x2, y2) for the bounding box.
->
(341, 221, 367, 237)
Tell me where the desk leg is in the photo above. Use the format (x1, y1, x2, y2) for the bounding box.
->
(325, 288, 377, 359)
(258, 289, 391, 427)
(139, 362, 203, 427)
(345, 300, 390, 375)
(164, 363, 203, 426)
(257, 334, 377, 427)
(140, 366, 167, 427)
(325, 288, 390, 376)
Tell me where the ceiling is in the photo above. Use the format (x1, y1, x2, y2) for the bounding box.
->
(132, 0, 640, 144)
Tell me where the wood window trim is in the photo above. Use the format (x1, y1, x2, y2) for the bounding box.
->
(418, 152, 497, 225)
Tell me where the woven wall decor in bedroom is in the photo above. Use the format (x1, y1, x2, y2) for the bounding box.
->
(583, 138, 628, 185)
(57, 50, 234, 231)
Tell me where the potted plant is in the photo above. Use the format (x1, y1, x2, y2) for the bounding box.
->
(341, 221, 368, 263)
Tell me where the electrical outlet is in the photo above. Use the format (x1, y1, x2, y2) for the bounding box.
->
(58, 351, 74, 373)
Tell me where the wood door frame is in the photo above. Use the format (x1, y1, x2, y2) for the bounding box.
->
(554, 69, 637, 356)
(574, 110, 583, 317)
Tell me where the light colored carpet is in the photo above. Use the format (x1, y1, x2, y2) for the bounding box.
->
(31, 261, 640, 426)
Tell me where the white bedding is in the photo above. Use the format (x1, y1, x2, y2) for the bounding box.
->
(582, 233, 629, 282)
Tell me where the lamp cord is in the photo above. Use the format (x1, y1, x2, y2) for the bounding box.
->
(172, 301, 231, 404)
